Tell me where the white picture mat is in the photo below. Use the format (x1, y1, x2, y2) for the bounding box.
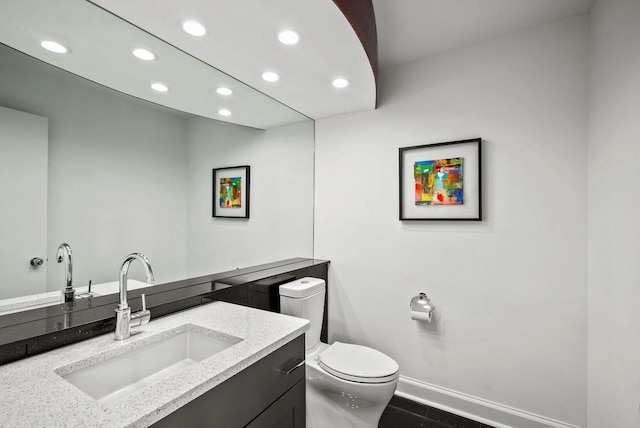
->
(214, 166, 248, 218)
(401, 141, 480, 219)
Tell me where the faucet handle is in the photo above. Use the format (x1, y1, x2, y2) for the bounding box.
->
(129, 293, 151, 330)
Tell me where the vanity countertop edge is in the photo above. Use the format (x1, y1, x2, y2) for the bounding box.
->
(0, 301, 309, 427)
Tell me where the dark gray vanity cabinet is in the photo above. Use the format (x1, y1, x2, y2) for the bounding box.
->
(152, 334, 305, 428)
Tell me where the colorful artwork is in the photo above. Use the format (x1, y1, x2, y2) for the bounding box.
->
(414, 157, 464, 205)
(219, 177, 242, 208)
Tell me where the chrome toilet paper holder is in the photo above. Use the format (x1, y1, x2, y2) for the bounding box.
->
(410, 293, 435, 322)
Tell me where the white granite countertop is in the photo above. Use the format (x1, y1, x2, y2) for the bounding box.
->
(0, 302, 309, 427)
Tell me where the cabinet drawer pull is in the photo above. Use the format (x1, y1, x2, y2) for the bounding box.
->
(282, 359, 305, 375)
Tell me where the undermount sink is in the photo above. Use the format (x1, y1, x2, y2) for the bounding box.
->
(56, 324, 243, 405)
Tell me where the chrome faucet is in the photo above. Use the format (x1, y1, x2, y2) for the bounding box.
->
(114, 253, 154, 341)
(56, 243, 74, 302)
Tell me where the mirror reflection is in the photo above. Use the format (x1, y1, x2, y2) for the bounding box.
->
(0, 3, 315, 312)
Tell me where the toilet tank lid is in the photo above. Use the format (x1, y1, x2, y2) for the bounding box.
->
(279, 277, 325, 298)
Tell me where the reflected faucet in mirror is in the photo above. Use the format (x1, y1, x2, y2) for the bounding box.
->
(115, 253, 154, 341)
(56, 243, 74, 303)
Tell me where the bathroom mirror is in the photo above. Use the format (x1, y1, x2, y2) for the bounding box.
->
(0, 1, 314, 313)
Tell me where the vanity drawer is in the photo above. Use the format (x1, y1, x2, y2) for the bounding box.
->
(152, 333, 305, 428)
(245, 378, 305, 428)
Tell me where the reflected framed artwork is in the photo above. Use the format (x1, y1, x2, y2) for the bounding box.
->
(212, 165, 250, 219)
(399, 138, 481, 221)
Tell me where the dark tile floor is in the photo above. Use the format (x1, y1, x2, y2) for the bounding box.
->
(379, 395, 495, 428)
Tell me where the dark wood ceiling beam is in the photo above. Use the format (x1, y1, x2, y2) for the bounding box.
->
(332, 0, 378, 107)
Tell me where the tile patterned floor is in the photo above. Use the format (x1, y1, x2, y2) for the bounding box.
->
(379, 395, 495, 428)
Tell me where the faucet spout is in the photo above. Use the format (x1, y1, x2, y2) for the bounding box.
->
(56, 243, 74, 302)
(118, 253, 155, 310)
(115, 252, 154, 340)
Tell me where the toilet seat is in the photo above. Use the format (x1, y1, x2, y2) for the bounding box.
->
(317, 342, 399, 384)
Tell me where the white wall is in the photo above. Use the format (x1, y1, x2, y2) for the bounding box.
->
(0, 107, 48, 298)
(315, 15, 589, 427)
(587, 0, 640, 426)
(45, 78, 190, 287)
(0, 46, 189, 288)
(186, 118, 314, 276)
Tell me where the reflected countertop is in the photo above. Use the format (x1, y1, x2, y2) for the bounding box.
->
(0, 280, 149, 315)
(0, 302, 309, 427)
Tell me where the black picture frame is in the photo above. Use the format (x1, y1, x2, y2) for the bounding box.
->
(212, 165, 251, 219)
(399, 138, 482, 221)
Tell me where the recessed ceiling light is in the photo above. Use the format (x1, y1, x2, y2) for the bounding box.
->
(277, 30, 300, 45)
(262, 71, 279, 82)
(216, 87, 233, 96)
(151, 82, 169, 92)
(332, 78, 350, 88)
(182, 20, 207, 37)
(40, 40, 69, 54)
(132, 48, 156, 61)
(218, 109, 231, 116)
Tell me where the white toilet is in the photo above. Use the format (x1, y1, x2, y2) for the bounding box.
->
(279, 277, 399, 428)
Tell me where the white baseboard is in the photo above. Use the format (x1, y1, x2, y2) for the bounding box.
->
(396, 376, 582, 428)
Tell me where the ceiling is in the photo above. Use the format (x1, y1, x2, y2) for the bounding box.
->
(0, 0, 376, 129)
(0, 0, 310, 129)
(372, 0, 596, 67)
(92, 0, 376, 120)
(0, 0, 597, 127)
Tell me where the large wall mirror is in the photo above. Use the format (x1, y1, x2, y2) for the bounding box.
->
(0, 1, 314, 315)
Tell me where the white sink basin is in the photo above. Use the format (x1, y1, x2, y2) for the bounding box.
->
(57, 324, 243, 405)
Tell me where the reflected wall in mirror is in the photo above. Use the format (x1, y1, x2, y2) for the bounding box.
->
(0, 42, 314, 307)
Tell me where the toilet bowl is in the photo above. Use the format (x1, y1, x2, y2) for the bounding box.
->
(280, 277, 399, 428)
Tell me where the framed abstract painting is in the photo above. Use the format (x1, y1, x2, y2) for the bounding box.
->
(399, 138, 481, 221)
(212, 165, 250, 219)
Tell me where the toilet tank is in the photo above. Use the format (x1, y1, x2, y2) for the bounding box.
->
(279, 277, 325, 352)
